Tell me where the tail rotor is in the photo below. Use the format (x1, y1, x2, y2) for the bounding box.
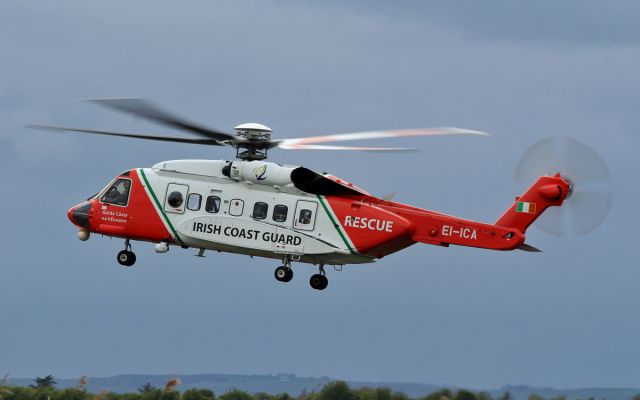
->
(515, 137, 612, 236)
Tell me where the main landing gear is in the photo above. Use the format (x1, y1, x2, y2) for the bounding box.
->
(273, 258, 329, 290)
(309, 264, 328, 291)
(274, 257, 293, 282)
(117, 239, 136, 267)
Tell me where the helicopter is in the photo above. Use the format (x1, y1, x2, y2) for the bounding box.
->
(31, 99, 612, 290)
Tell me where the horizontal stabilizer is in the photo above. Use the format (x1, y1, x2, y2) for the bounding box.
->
(518, 243, 542, 252)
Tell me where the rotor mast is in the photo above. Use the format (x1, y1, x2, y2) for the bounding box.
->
(233, 123, 274, 161)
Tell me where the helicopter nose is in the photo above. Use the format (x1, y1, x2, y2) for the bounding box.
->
(68, 202, 92, 229)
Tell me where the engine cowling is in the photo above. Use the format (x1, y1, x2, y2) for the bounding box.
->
(222, 161, 370, 197)
(225, 161, 296, 186)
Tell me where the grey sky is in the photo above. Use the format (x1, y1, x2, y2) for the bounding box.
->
(0, 0, 638, 390)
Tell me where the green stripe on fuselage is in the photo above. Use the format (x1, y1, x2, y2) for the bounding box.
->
(316, 195, 356, 254)
(139, 168, 183, 244)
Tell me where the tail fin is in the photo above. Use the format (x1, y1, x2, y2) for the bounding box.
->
(495, 173, 571, 233)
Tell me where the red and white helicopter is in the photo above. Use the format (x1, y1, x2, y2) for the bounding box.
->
(32, 99, 612, 290)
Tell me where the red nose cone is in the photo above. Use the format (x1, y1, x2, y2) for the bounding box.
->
(67, 207, 75, 224)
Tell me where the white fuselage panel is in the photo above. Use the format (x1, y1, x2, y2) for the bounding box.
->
(142, 160, 374, 265)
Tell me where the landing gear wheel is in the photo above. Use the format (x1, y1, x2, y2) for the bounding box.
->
(284, 268, 293, 282)
(117, 250, 136, 267)
(309, 274, 328, 290)
(274, 266, 293, 282)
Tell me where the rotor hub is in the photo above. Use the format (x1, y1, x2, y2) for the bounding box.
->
(234, 123, 272, 140)
(564, 177, 574, 199)
(233, 123, 274, 161)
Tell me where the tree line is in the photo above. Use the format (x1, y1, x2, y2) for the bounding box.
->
(2, 376, 639, 400)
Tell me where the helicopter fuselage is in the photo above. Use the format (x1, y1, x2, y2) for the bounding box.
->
(68, 159, 571, 272)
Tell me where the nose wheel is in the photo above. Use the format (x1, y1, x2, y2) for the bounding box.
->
(309, 265, 328, 290)
(117, 240, 136, 267)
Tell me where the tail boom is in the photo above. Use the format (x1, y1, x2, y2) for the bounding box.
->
(374, 174, 570, 252)
(377, 204, 528, 251)
(409, 212, 527, 251)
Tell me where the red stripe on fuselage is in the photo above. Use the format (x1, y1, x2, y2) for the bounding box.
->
(91, 170, 172, 242)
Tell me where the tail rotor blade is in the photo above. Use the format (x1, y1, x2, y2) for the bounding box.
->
(568, 189, 613, 235)
(533, 204, 568, 237)
(515, 137, 612, 237)
(514, 137, 561, 184)
(563, 137, 611, 186)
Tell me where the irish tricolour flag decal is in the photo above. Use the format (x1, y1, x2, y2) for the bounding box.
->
(516, 201, 537, 214)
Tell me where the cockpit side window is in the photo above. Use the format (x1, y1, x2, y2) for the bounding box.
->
(101, 179, 131, 206)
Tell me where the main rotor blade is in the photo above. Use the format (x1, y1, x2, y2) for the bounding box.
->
(277, 127, 489, 148)
(278, 144, 416, 152)
(88, 98, 236, 142)
(29, 124, 225, 146)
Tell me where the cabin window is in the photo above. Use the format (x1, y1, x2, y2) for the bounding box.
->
(229, 199, 244, 216)
(187, 193, 202, 211)
(167, 191, 183, 208)
(205, 196, 221, 213)
(163, 183, 189, 214)
(298, 209, 313, 225)
(273, 205, 288, 222)
(293, 200, 318, 231)
(101, 178, 131, 206)
(252, 202, 268, 220)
